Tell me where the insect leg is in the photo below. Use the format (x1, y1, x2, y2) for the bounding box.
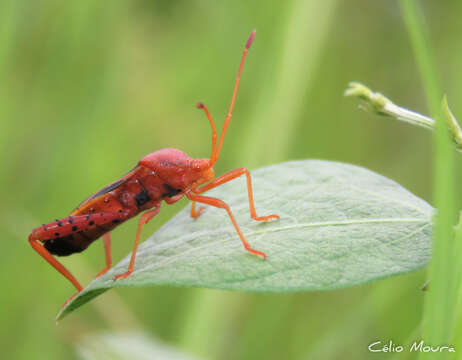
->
(95, 233, 112, 278)
(186, 193, 266, 259)
(190, 201, 206, 218)
(164, 193, 203, 217)
(192, 168, 279, 221)
(114, 203, 161, 281)
(163, 193, 184, 205)
(30, 213, 124, 294)
(29, 233, 83, 291)
(163, 193, 204, 218)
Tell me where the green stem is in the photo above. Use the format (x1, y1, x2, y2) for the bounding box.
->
(399, 1, 457, 358)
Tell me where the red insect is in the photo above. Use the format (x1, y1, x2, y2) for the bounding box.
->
(29, 30, 279, 302)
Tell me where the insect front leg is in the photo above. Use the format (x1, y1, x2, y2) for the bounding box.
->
(185, 193, 267, 259)
(191, 168, 279, 221)
(190, 201, 206, 218)
(163, 193, 183, 205)
(114, 202, 161, 281)
(164, 193, 205, 218)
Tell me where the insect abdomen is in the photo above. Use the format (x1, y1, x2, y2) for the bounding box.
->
(44, 234, 89, 256)
(34, 212, 127, 256)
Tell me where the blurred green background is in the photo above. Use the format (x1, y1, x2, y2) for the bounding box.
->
(1, 1, 461, 359)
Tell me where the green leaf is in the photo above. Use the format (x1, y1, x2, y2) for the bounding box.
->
(57, 160, 433, 320)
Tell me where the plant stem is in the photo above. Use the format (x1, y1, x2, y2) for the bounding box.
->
(399, 1, 456, 359)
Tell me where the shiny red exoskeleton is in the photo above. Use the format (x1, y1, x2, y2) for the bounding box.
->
(29, 30, 279, 303)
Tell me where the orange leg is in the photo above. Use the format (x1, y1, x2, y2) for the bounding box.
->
(29, 212, 125, 291)
(192, 168, 279, 221)
(162, 192, 205, 219)
(95, 233, 112, 278)
(186, 193, 267, 259)
(164, 193, 183, 205)
(29, 234, 83, 292)
(114, 204, 161, 280)
(190, 201, 206, 218)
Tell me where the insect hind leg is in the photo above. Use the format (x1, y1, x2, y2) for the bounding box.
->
(29, 212, 125, 294)
(29, 234, 83, 292)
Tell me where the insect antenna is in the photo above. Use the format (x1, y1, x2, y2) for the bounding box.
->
(196, 30, 256, 167)
(196, 102, 217, 164)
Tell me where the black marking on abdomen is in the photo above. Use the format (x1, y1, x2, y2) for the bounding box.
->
(45, 224, 114, 256)
(162, 184, 181, 198)
(44, 235, 83, 256)
(135, 188, 151, 207)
